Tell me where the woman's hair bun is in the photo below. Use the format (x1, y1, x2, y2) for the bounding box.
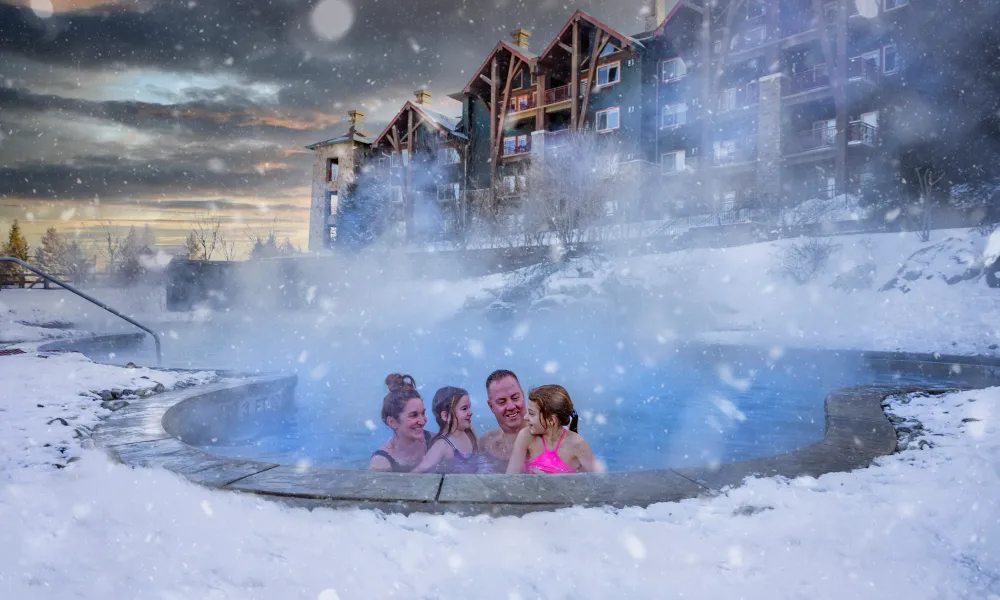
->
(385, 373, 416, 392)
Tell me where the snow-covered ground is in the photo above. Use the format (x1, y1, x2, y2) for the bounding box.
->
(1, 228, 999, 598)
(0, 352, 997, 598)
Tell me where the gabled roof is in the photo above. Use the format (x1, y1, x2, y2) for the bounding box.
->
(305, 131, 372, 150)
(371, 101, 466, 148)
(460, 40, 538, 94)
(538, 10, 643, 63)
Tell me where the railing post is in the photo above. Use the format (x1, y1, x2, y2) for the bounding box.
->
(0, 257, 162, 366)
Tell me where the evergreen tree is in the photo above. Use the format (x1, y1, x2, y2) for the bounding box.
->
(1, 220, 30, 286)
(184, 231, 205, 260)
(36, 227, 66, 273)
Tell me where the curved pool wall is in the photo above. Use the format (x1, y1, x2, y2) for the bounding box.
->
(90, 344, 1000, 516)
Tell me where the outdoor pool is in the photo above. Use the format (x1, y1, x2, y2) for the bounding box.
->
(116, 310, 930, 472)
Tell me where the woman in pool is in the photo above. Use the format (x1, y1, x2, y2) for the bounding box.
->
(506, 384, 602, 474)
(412, 386, 480, 474)
(369, 373, 432, 472)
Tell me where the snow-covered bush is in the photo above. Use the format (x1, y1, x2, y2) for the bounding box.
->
(772, 237, 841, 284)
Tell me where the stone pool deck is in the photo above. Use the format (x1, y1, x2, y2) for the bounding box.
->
(90, 368, 977, 516)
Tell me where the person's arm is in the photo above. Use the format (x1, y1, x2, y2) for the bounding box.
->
(411, 439, 449, 473)
(369, 453, 392, 472)
(505, 428, 534, 474)
(573, 437, 603, 473)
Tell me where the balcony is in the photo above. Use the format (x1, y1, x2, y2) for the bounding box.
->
(712, 139, 757, 166)
(544, 85, 571, 105)
(785, 65, 829, 96)
(717, 83, 759, 113)
(786, 121, 878, 155)
(508, 94, 538, 114)
(544, 129, 572, 149)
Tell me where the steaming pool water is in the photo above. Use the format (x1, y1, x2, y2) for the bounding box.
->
(103, 311, 929, 472)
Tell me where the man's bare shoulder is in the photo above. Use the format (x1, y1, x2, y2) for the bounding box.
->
(479, 428, 502, 447)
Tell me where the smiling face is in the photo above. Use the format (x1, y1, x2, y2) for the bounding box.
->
(487, 375, 525, 433)
(389, 397, 426, 443)
(446, 394, 473, 432)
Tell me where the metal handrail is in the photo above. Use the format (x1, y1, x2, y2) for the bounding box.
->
(0, 256, 162, 365)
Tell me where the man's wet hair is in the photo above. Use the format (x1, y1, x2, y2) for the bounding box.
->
(485, 369, 519, 392)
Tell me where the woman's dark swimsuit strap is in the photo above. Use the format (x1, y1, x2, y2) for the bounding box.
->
(371, 430, 433, 473)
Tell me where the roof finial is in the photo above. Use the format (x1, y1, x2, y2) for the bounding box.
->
(347, 110, 366, 138)
(414, 89, 431, 105)
(510, 28, 531, 49)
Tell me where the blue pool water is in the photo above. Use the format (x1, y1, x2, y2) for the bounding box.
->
(145, 311, 930, 472)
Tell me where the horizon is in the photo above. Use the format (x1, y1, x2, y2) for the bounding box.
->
(0, 0, 649, 256)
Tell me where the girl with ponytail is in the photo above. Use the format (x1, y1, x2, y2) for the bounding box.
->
(505, 384, 601, 474)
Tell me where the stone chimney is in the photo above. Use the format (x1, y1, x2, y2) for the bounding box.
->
(646, 0, 677, 31)
(414, 89, 431, 105)
(510, 28, 531, 49)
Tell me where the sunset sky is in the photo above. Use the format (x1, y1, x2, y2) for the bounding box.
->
(0, 0, 648, 257)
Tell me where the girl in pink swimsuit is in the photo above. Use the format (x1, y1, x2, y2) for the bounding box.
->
(505, 384, 602, 474)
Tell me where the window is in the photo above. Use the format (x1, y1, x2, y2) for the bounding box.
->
(327, 191, 337, 214)
(661, 58, 687, 82)
(503, 134, 529, 155)
(509, 93, 532, 113)
(661, 103, 687, 128)
(599, 43, 620, 58)
(596, 107, 620, 132)
(744, 26, 767, 47)
(882, 44, 898, 74)
(503, 175, 516, 195)
(438, 147, 460, 165)
(579, 78, 589, 95)
(713, 39, 723, 54)
(326, 158, 339, 182)
(722, 191, 737, 212)
(512, 70, 524, 90)
(747, 0, 766, 19)
(401, 149, 409, 166)
(390, 186, 403, 204)
(719, 87, 737, 111)
(596, 62, 621, 87)
(713, 140, 737, 163)
(884, 0, 907, 10)
(661, 150, 686, 174)
(437, 183, 460, 202)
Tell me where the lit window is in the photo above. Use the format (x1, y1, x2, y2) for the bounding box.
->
(661, 103, 687, 128)
(596, 62, 621, 86)
(596, 107, 620, 132)
(661, 58, 687, 82)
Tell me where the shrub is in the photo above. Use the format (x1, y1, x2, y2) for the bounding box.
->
(773, 237, 841, 284)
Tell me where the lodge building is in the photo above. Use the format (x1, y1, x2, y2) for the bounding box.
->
(307, 0, 910, 251)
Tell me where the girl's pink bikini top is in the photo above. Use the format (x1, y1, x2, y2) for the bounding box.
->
(524, 429, 576, 474)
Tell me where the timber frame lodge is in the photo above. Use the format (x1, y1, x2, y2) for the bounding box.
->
(307, 0, 910, 250)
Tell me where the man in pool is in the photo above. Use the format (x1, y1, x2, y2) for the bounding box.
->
(480, 369, 527, 468)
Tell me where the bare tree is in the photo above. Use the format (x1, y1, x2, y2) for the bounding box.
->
(95, 221, 126, 274)
(915, 167, 943, 242)
(187, 214, 223, 261)
(524, 131, 624, 251)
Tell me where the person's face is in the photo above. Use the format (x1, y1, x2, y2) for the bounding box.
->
(453, 395, 472, 430)
(526, 400, 547, 435)
(487, 376, 525, 431)
(391, 397, 426, 442)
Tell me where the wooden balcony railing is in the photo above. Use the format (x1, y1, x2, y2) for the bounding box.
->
(508, 95, 538, 114)
(544, 85, 571, 105)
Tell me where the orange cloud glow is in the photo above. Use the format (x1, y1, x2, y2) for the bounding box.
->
(2, 0, 136, 13)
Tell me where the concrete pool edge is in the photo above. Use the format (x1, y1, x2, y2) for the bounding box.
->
(90, 367, 990, 517)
